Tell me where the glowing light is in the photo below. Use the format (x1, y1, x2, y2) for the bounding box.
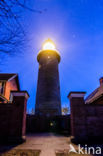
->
(42, 39, 56, 50)
(50, 122, 53, 126)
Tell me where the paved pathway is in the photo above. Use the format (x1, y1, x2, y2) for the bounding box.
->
(14, 133, 70, 156)
(1, 133, 99, 156)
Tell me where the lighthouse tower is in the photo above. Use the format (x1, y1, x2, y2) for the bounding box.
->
(35, 39, 61, 116)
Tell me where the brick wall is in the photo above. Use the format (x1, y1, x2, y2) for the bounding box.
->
(0, 91, 29, 143)
(26, 115, 70, 134)
(68, 92, 103, 142)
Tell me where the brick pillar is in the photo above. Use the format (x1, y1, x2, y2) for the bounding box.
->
(10, 91, 29, 142)
(68, 92, 86, 141)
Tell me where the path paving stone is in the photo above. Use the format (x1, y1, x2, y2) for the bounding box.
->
(0, 133, 70, 156)
(0, 133, 101, 156)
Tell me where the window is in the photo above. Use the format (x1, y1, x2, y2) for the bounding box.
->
(0, 82, 5, 95)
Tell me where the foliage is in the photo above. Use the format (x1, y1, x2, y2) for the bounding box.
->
(62, 107, 69, 115)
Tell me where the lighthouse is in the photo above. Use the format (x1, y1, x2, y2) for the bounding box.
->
(35, 39, 61, 116)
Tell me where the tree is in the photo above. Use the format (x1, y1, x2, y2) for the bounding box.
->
(30, 108, 35, 115)
(0, 0, 42, 55)
(62, 105, 70, 115)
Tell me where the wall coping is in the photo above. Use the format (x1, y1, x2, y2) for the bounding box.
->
(10, 91, 29, 101)
(68, 92, 86, 100)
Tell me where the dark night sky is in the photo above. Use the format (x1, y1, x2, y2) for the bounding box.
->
(1, 0, 103, 112)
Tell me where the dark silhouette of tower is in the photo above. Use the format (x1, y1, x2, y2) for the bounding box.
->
(35, 39, 61, 116)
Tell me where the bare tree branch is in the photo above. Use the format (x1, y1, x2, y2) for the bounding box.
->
(0, 0, 44, 56)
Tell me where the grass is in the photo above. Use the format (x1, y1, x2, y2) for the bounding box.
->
(56, 153, 92, 156)
(56, 149, 92, 156)
(0, 149, 41, 156)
